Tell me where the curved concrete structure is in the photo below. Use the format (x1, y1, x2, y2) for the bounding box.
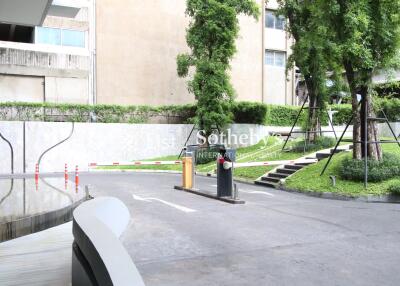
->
(0, 177, 87, 242)
(72, 197, 145, 286)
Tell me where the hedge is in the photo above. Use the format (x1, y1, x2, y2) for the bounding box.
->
(0, 102, 196, 124)
(373, 81, 400, 99)
(265, 104, 304, 126)
(0, 99, 398, 126)
(264, 104, 352, 126)
(232, 102, 268, 125)
(375, 97, 400, 122)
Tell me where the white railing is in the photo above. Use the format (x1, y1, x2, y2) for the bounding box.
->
(0, 41, 89, 71)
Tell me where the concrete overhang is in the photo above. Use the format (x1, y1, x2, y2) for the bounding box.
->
(0, 0, 53, 26)
(48, 0, 86, 18)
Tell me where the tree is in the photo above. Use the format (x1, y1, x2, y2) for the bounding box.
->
(177, 0, 259, 137)
(276, 0, 332, 143)
(318, 0, 400, 160)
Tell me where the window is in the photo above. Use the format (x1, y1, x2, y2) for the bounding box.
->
(36, 27, 61, 46)
(265, 10, 286, 30)
(35, 27, 86, 48)
(265, 11, 275, 28)
(265, 50, 286, 67)
(265, 51, 275, 66)
(62, 29, 85, 47)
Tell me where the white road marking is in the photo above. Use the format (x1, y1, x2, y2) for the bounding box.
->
(240, 190, 275, 197)
(132, 194, 151, 202)
(132, 194, 197, 213)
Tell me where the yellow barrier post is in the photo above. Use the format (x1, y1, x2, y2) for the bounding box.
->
(182, 156, 193, 189)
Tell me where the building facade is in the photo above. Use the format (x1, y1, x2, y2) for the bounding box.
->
(0, 0, 92, 104)
(0, 0, 296, 106)
(96, 0, 296, 106)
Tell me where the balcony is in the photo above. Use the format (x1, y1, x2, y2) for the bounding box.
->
(0, 40, 89, 76)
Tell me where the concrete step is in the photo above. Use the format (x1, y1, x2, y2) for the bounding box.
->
(255, 180, 278, 188)
(316, 153, 331, 160)
(268, 172, 288, 179)
(261, 176, 280, 183)
(295, 162, 314, 167)
(276, 168, 297, 175)
(284, 165, 303, 170)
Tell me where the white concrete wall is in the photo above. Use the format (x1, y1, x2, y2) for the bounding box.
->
(0, 122, 272, 174)
(45, 77, 89, 104)
(0, 121, 397, 174)
(0, 75, 44, 103)
(264, 67, 287, 104)
(379, 123, 400, 138)
(0, 122, 24, 174)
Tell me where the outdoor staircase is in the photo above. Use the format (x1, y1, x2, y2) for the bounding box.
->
(255, 145, 352, 189)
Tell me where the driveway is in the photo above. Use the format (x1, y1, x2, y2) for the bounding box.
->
(78, 172, 400, 286)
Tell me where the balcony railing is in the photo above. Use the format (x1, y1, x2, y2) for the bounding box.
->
(0, 40, 89, 71)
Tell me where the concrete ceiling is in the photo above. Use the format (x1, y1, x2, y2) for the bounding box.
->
(0, 0, 53, 26)
(48, 0, 85, 18)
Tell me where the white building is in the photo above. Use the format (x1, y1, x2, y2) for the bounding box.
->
(0, 0, 93, 104)
(0, 0, 297, 106)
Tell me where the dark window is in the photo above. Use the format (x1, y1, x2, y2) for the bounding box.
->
(0, 24, 34, 43)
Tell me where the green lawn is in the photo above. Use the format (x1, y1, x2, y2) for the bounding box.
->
(97, 155, 183, 171)
(285, 143, 400, 196)
(98, 136, 315, 180)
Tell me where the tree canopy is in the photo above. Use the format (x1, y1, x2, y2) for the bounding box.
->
(278, 0, 400, 160)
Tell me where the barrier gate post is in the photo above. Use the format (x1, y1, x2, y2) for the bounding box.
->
(182, 152, 194, 189)
(217, 148, 236, 198)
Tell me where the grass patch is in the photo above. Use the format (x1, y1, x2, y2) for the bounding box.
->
(98, 136, 312, 180)
(97, 155, 183, 171)
(290, 136, 336, 153)
(285, 143, 400, 196)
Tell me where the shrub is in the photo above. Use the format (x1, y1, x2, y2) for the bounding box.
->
(375, 97, 400, 122)
(291, 136, 336, 152)
(339, 153, 400, 182)
(388, 183, 400, 195)
(264, 104, 353, 127)
(373, 81, 400, 99)
(232, 102, 268, 124)
(331, 104, 352, 125)
(265, 104, 304, 126)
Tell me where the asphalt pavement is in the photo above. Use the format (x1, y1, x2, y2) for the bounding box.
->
(77, 172, 400, 286)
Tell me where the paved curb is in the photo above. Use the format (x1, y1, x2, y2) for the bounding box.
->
(174, 186, 245, 204)
(197, 172, 400, 204)
(279, 186, 400, 203)
(88, 169, 182, 174)
(4, 170, 397, 204)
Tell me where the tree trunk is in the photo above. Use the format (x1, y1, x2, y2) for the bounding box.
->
(359, 86, 383, 161)
(352, 94, 362, 160)
(304, 75, 320, 144)
(344, 61, 362, 159)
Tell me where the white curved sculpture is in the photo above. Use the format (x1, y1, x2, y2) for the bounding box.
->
(72, 197, 145, 286)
